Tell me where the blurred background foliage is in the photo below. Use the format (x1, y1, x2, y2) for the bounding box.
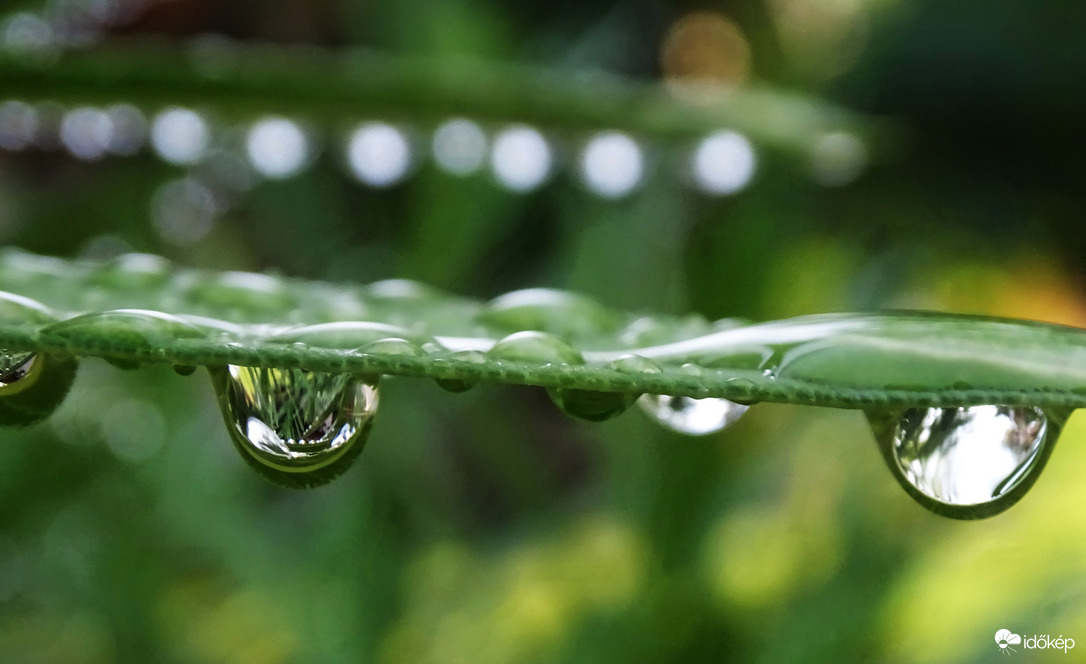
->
(1, 0, 1086, 662)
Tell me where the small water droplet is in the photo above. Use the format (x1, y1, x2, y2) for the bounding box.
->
(213, 366, 379, 488)
(867, 405, 1066, 519)
(172, 364, 197, 376)
(0, 352, 77, 426)
(638, 394, 748, 435)
(550, 388, 636, 422)
(610, 354, 662, 375)
(358, 337, 424, 357)
(433, 349, 486, 393)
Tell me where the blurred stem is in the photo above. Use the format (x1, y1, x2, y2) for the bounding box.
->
(0, 42, 894, 156)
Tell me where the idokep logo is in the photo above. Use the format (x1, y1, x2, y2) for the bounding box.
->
(995, 630, 1021, 654)
(995, 629, 1075, 655)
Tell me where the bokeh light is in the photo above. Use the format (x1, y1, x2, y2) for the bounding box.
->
(346, 122, 411, 187)
(579, 131, 643, 198)
(691, 130, 756, 195)
(59, 106, 112, 161)
(104, 103, 146, 156)
(661, 11, 751, 88)
(0, 100, 38, 151)
(0, 12, 56, 56)
(245, 116, 309, 179)
(432, 118, 488, 176)
(150, 107, 210, 166)
(151, 177, 217, 245)
(810, 131, 867, 186)
(490, 125, 551, 192)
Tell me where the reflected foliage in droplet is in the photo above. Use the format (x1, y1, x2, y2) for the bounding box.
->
(213, 365, 379, 488)
(867, 405, 1067, 519)
(637, 394, 748, 435)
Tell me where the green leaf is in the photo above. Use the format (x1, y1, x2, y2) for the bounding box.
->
(0, 249, 1084, 410)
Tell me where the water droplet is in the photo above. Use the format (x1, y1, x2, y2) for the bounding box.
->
(41, 310, 207, 368)
(610, 354, 662, 375)
(0, 352, 77, 426)
(638, 394, 748, 435)
(0, 351, 37, 390)
(867, 406, 1065, 519)
(433, 349, 486, 393)
(487, 331, 583, 366)
(550, 388, 637, 422)
(213, 366, 379, 488)
(270, 322, 413, 349)
(172, 364, 197, 376)
(358, 337, 424, 357)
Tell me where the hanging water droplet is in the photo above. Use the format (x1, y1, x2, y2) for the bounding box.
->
(213, 366, 379, 488)
(867, 405, 1067, 519)
(638, 394, 748, 435)
(550, 388, 637, 422)
(434, 349, 486, 393)
(0, 351, 77, 426)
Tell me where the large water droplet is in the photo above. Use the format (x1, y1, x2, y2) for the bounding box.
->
(213, 366, 379, 488)
(0, 351, 77, 426)
(867, 406, 1066, 519)
(487, 330, 583, 366)
(638, 394, 748, 435)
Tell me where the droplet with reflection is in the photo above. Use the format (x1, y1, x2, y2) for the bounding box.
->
(638, 394, 748, 435)
(213, 366, 379, 488)
(867, 405, 1067, 519)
